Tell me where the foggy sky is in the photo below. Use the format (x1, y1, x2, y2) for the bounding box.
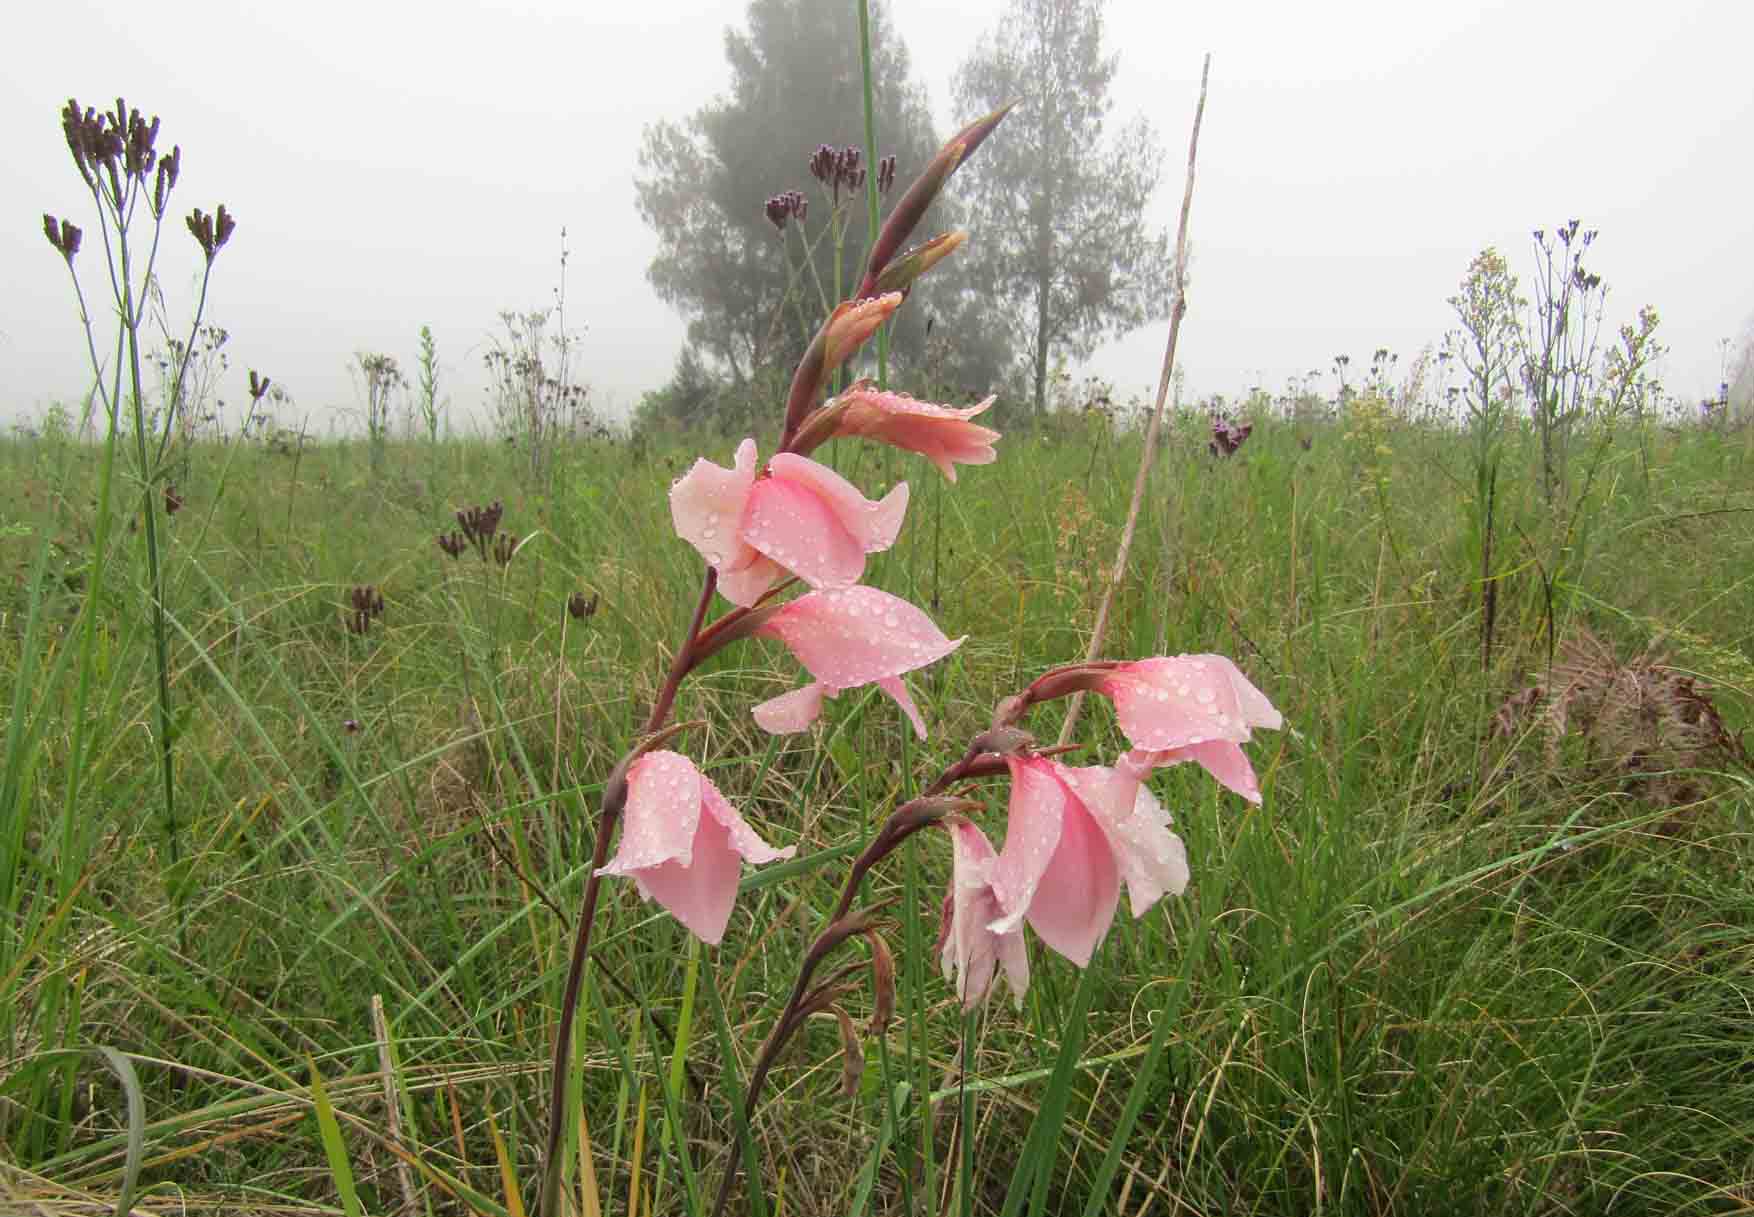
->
(4, 0, 1750, 432)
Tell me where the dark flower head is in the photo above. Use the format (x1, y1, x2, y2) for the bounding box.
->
(809, 144, 837, 184)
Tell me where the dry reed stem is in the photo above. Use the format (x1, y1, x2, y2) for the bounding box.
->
(370, 994, 418, 1217)
(1058, 53, 1213, 747)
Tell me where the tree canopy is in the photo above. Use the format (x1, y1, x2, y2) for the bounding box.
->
(952, 0, 1172, 417)
(636, 0, 1006, 411)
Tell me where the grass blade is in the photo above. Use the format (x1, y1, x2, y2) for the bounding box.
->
(307, 1056, 364, 1217)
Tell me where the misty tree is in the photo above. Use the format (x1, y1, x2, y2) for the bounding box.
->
(635, 0, 1008, 406)
(952, 0, 1172, 418)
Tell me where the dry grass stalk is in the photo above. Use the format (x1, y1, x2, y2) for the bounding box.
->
(1058, 53, 1213, 746)
(370, 994, 418, 1217)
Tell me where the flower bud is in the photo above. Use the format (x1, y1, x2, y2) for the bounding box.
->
(832, 1004, 864, 1098)
(864, 931, 896, 1035)
(858, 104, 1011, 300)
(874, 231, 967, 296)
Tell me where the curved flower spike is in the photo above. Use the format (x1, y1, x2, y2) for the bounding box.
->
(670, 438, 908, 606)
(596, 750, 794, 945)
(750, 586, 962, 738)
(937, 817, 1029, 1009)
(825, 387, 1000, 482)
(1095, 655, 1281, 804)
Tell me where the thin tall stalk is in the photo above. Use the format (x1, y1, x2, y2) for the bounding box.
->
(537, 570, 718, 1217)
(1057, 55, 1211, 746)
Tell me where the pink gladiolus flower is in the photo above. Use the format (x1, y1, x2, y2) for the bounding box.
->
(596, 750, 794, 945)
(831, 387, 1000, 481)
(937, 817, 1029, 1009)
(750, 586, 962, 739)
(1094, 656, 1282, 804)
(988, 755, 1189, 968)
(670, 439, 909, 607)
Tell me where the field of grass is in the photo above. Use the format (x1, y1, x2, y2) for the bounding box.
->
(3, 407, 1752, 1215)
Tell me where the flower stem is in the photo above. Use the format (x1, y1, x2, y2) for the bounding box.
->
(707, 744, 990, 1217)
(538, 567, 717, 1217)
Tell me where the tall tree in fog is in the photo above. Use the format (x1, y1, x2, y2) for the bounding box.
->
(953, 0, 1172, 417)
(636, 0, 1008, 397)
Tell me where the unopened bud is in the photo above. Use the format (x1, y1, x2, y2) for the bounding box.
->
(874, 231, 967, 296)
(832, 1004, 864, 1099)
(971, 724, 1035, 756)
(864, 931, 896, 1035)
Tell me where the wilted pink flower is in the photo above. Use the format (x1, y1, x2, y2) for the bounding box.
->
(596, 750, 794, 945)
(988, 755, 1188, 968)
(827, 387, 1000, 481)
(670, 438, 908, 607)
(1094, 656, 1281, 804)
(749, 586, 962, 739)
(937, 817, 1029, 1009)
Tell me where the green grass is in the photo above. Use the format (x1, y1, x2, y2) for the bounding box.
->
(1, 408, 1751, 1216)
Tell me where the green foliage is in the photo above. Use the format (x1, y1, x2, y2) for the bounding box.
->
(353, 350, 404, 477)
(415, 324, 443, 448)
(2, 412, 1750, 1214)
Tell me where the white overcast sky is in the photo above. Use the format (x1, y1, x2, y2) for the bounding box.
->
(4, 0, 1750, 429)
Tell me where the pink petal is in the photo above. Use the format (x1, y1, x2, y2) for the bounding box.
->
(876, 676, 928, 739)
(836, 389, 1000, 482)
(1137, 740, 1263, 805)
(716, 551, 786, 608)
(596, 751, 702, 875)
(700, 777, 795, 866)
(755, 587, 963, 691)
(1067, 762, 1190, 916)
(1016, 778, 1120, 967)
(768, 454, 908, 556)
(751, 682, 829, 735)
(988, 756, 1068, 934)
(741, 471, 867, 591)
(670, 440, 768, 599)
(624, 811, 744, 945)
(1219, 659, 1283, 732)
(598, 755, 794, 946)
(823, 293, 902, 369)
(940, 818, 1027, 1009)
(1099, 656, 1272, 752)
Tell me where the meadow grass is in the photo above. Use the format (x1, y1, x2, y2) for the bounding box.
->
(2, 408, 1751, 1215)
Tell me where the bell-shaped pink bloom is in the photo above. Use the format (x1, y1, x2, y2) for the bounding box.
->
(670, 438, 909, 607)
(750, 586, 962, 739)
(937, 817, 1029, 1009)
(988, 755, 1191, 967)
(831, 388, 1000, 482)
(988, 756, 1121, 967)
(1058, 754, 1190, 916)
(596, 750, 794, 945)
(1094, 656, 1282, 804)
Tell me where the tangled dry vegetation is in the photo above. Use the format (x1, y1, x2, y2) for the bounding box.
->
(1492, 628, 1750, 814)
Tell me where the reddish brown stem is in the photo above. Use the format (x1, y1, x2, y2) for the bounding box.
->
(708, 744, 999, 1217)
(538, 568, 717, 1217)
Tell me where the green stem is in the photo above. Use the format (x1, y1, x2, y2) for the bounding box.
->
(856, 0, 889, 387)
